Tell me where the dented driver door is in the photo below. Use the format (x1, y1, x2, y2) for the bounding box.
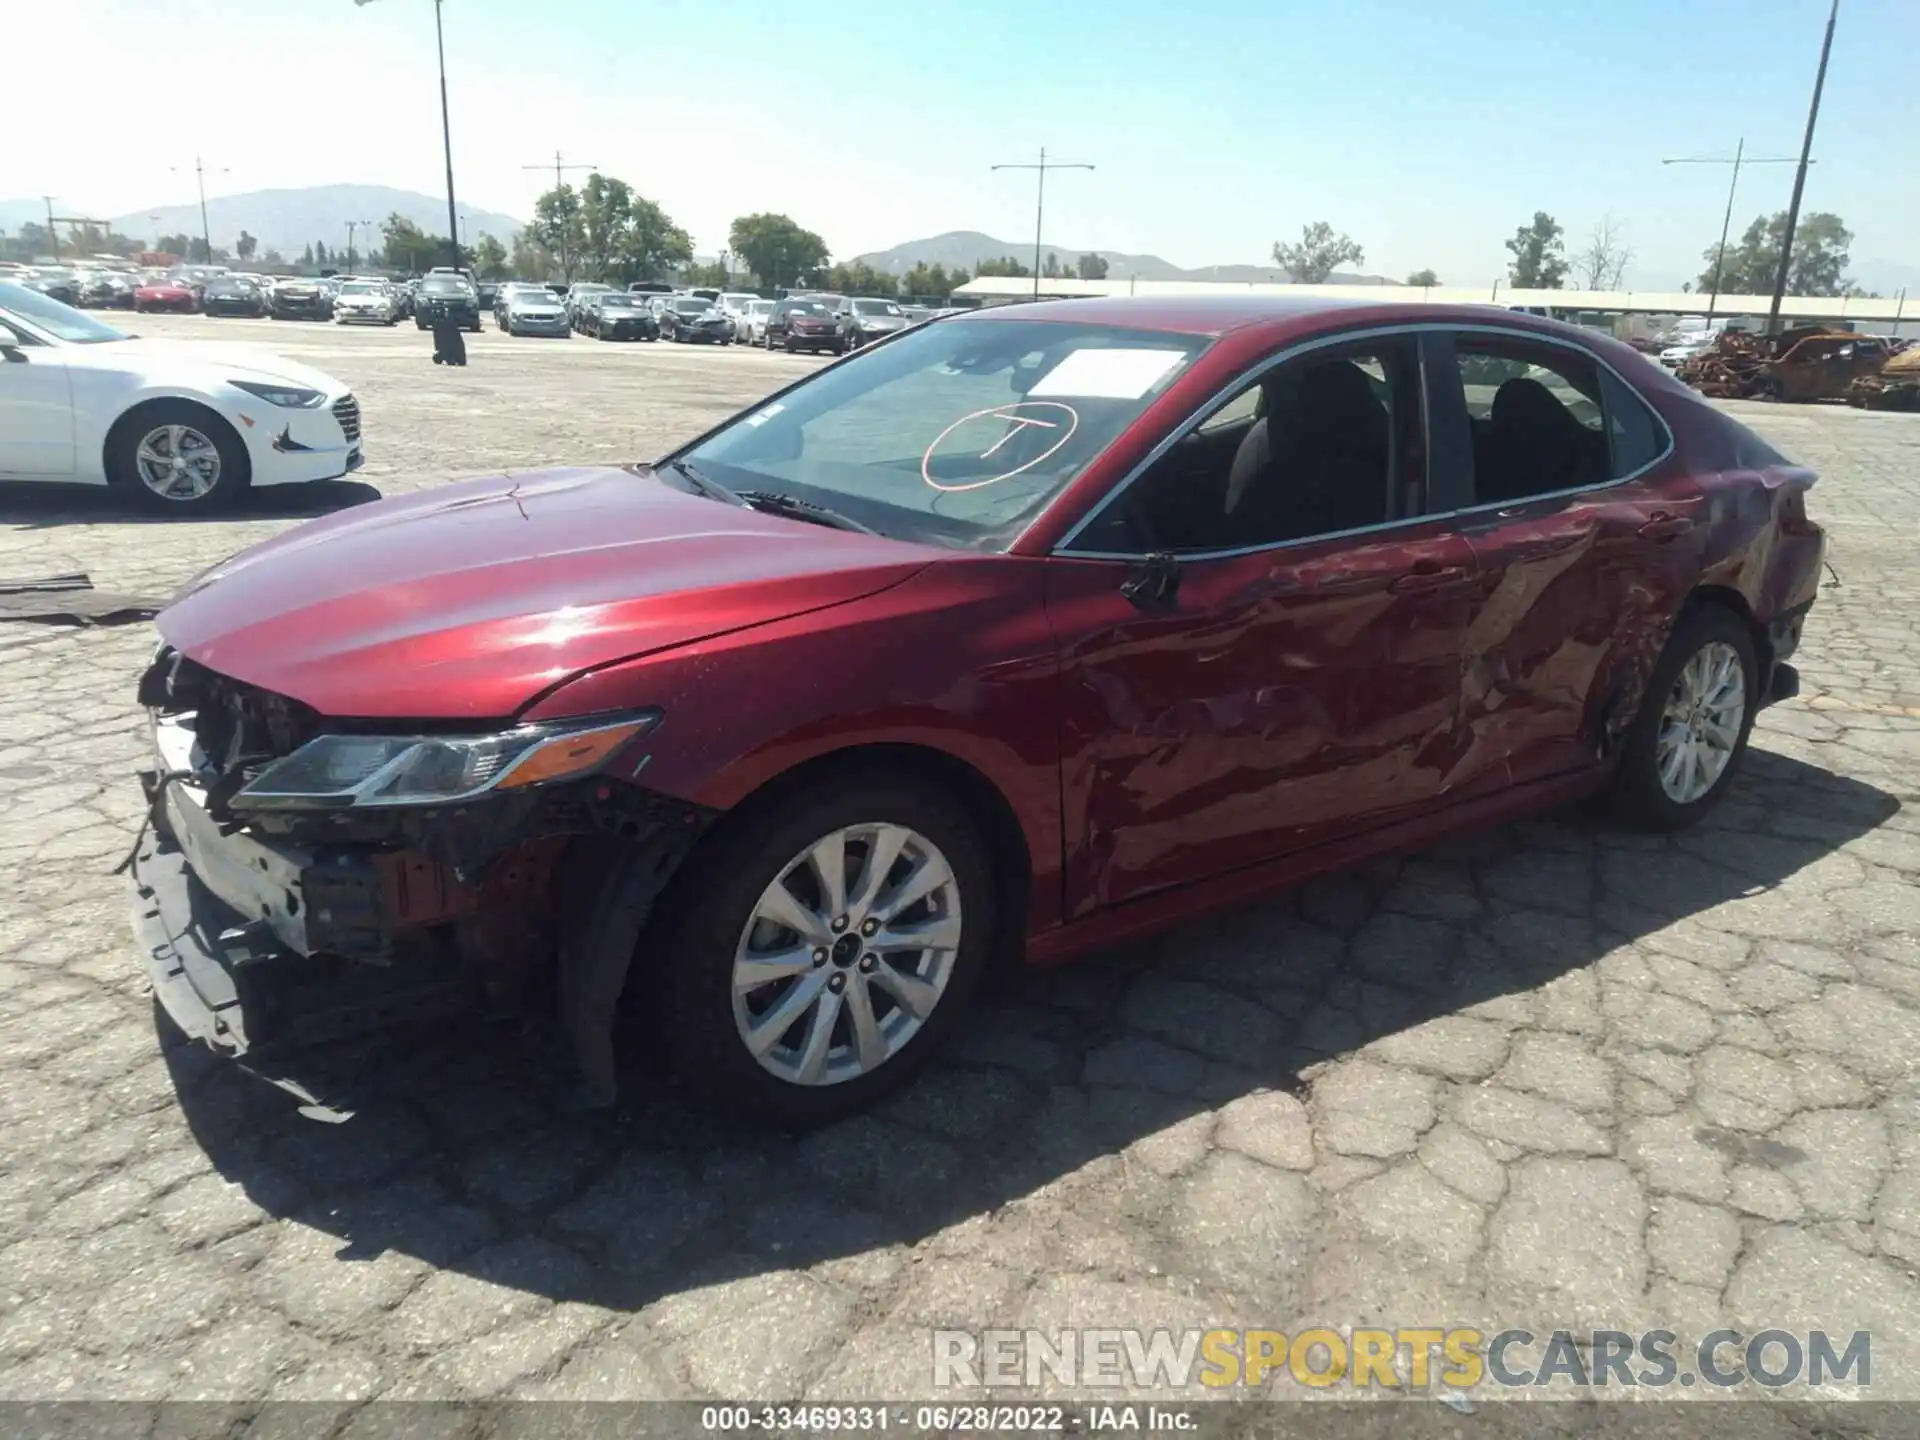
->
(1046, 514, 1483, 917)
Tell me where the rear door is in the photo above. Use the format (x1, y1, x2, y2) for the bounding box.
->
(1428, 328, 1705, 790)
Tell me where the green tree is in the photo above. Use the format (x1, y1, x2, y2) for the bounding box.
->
(472, 232, 509, 280)
(901, 261, 961, 299)
(236, 230, 257, 262)
(378, 213, 441, 273)
(949, 267, 970, 290)
(509, 230, 553, 281)
(974, 255, 1032, 278)
(1697, 211, 1856, 298)
(728, 213, 830, 288)
(1405, 267, 1440, 287)
(1273, 221, 1364, 283)
(300, 242, 314, 266)
(1505, 212, 1567, 289)
(682, 260, 730, 288)
(1042, 251, 1066, 279)
(531, 183, 586, 282)
(1076, 253, 1109, 281)
(579, 173, 633, 280)
(263, 248, 285, 266)
(617, 195, 692, 283)
(314, 240, 331, 266)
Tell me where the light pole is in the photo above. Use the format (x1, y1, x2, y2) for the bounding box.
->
(1662, 141, 1800, 326)
(1769, 0, 1840, 333)
(345, 218, 372, 270)
(991, 147, 1093, 300)
(355, 0, 460, 267)
(169, 155, 227, 263)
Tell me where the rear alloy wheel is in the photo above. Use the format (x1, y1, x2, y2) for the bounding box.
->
(1605, 605, 1757, 830)
(107, 402, 248, 514)
(664, 777, 993, 1126)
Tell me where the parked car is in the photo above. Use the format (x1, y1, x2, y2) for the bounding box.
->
(764, 296, 843, 353)
(565, 283, 613, 330)
(122, 295, 1824, 1126)
(659, 295, 734, 344)
(740, 298, 775, 346)
(270, 279, 334, 321)
(491, 281, 538, 327)
(333, 279, 401, 325)
(0, 281, 363, 514)
(717, 291, 761, 340)
(586, 291, 659, 341)
(201, 276, 269, 318)
(500, 286, 570, 337)
(135, 277, 200, 314)
(19, 268, 82, 306)
(413, 274, 482, 332)
(79, 271, 139, 310)
(838, 296, 911, 349)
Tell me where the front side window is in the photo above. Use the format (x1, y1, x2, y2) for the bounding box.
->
(0, 282, 128, 344)
(1072, 339, 1414, 555)
(680, 318, 1207, 551)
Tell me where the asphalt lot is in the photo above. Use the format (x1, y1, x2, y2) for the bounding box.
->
(3, 312, 1920, 1409)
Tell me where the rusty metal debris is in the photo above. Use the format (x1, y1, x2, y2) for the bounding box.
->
(1847, 340, 1920, 412)
(1675, 325, 1891, 403)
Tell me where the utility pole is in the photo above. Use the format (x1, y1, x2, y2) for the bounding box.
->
(43, 198, 58, 261)
(352, 0, 460, 267)
(991, 147, 1093, 301)
(148, 214, 161, 251)
(521, 152, 595, 278)
(44, 202, 111, 261)
(345, 218, 373, 270)
(1769, 0, 1840, 333)
(1662, 140, 1800, 326)
(169, 155, 227, 263)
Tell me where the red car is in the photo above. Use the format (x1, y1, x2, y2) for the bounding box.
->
(134, 277, 199, 313)
(131, 296, 1824, 1124)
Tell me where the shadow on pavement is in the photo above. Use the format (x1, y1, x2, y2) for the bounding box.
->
(159, 747, 1900, 1315)
(0, 478, 382, 527)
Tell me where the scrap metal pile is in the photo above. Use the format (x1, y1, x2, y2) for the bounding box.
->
(1848, 341, 1920, 412)
(1675, 324, 1890, 403)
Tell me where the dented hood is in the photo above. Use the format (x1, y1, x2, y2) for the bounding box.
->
(158, 465, 933, 719)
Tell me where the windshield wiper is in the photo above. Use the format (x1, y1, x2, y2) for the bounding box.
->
(656, 456, 746, 507)
(736, 490, 881, 536)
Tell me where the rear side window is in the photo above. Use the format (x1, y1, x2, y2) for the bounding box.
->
(1599, 369, 1667, 476)
(1452, 337, 1610, 504)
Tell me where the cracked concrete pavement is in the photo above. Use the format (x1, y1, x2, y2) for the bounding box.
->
(3, 315, 1920, 1407)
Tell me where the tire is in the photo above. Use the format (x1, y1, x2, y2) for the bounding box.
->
(659, 773, 995, 1127)
(1604, 604, 1758, 831)
(105, 400, 250, 515)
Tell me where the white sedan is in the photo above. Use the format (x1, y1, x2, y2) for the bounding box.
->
(332, 280, 401, 325)
(0, 280, 363, 513)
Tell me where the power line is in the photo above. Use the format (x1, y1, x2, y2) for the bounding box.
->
(1661, 141, 1800, 327)
(990, 147, 1093, 300)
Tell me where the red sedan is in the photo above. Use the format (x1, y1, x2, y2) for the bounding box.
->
(131, 295, 1825, 1123)
(134, 277, 199, 313)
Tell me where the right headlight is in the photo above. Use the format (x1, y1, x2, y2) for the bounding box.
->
(232, 712, 660, 810)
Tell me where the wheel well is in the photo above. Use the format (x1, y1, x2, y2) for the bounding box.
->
(103, 398, 251, 488)
(696, 743, 1034, 970)
(1684, 584, 1772, 677)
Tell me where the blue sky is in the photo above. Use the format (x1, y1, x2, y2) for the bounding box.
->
(7, 0, 1917, 291)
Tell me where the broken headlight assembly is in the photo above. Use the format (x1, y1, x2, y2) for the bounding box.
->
(229, 712, 659, 811)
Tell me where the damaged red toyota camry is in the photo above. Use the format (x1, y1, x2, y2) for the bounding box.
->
(132, 295, 1824, 1125)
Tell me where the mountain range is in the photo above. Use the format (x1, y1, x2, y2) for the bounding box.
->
(848, 229, 1393, 285)
(1, 185, 523, 260)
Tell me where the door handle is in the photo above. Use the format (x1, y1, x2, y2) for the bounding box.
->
(1390, 565, 1469, 594)
(1638, 514, 1694, 542)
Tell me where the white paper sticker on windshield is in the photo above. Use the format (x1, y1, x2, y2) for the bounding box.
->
(1027, 347, 1186, 400)
(744, 402, 785, 427)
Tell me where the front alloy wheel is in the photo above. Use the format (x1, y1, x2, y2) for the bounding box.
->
(664, 775, 993, 1125)
(135, 423, 222, 502)
(732, 823, 961, 1087)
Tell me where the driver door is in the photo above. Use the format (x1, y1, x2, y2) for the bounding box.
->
(1045, 332, 1486, 913)
(0, 325, 76, 477)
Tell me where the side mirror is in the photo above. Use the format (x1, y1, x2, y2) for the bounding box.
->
(0, 329, 26, 360)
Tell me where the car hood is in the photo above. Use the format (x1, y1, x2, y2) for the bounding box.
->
(156, 465, 937, 720)
(66, 338, 345, 393)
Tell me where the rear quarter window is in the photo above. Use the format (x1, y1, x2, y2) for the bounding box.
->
(1599, 369, 1669, 477)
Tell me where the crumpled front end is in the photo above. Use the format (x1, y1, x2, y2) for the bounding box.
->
(128, 647, 712, 1096)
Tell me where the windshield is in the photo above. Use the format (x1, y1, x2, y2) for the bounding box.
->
(853, 300, 901, 316)
(341, 282, 384, 295)
(679, 318, 1207, 551)
(0, 281, 130, 343)
(422, 278, 470, 295)
(600, 294, 638, 307)
(785, 300, 829, 316)
(672, 299, 710, 314)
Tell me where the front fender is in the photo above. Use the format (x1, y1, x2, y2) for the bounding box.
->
(521, 557, 1069, 933)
